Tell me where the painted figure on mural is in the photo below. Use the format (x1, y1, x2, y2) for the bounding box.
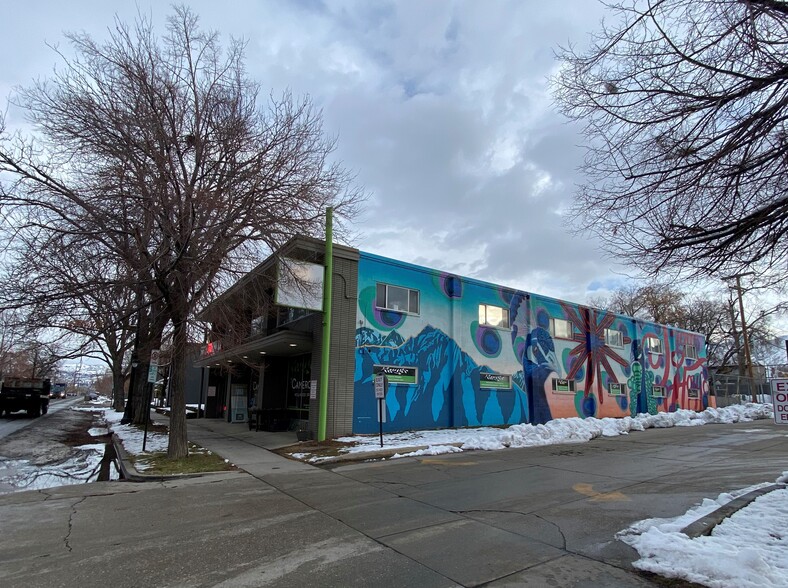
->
(523, 326, 560, 425)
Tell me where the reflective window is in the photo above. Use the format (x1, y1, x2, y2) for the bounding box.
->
(375, 283, 420, 314)
(479, 304, 509, 328)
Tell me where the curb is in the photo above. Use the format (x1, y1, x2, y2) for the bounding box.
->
(111, 433, 241, 483)
(681, 483, 787, 538)
(289, 442, 466, 465)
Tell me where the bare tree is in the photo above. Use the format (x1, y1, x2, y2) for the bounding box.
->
(0, 239, 138, 411)
(0, 7, 362, 458)
(554, 0, 788, 278)
(593, 281, 781, 368)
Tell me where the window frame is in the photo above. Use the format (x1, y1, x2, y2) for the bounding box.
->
(375, 283, 420, 315)
(549, 317, 573, 340)
(688, 388, 700, 399)
(685, 344, 698, 360)
(604, 328, 624, 348)
(478, 303, 510, 329)
(644, 336, 664, 355)
(551, 378, 576, 394)
(609, 382, 627, 396)
(651, 385, 666, 398)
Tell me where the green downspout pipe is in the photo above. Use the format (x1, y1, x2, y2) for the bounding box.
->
(318, 207, 333, 442)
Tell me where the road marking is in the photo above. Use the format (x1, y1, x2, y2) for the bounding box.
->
(573, 482, 630, 502)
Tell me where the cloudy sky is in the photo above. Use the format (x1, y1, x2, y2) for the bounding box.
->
(0, 0, 631, 305)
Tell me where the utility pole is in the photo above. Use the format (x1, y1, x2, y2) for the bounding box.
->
(723, 273, 756, 402)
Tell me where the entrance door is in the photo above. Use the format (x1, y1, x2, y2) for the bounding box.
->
(287, 354, 312, 421)
(230, 384, 248, 423)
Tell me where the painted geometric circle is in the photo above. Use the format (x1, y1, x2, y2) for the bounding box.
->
(440, 274, 463, 298)
(358, 286, 405, 331)
(616, 394, 628, 411)
(498, 288, 514, 306)
(471, 321, 501, 358)
(574, 392, 597, 418)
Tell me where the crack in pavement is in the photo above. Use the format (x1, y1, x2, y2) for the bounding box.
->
(64, 496, 88, 552)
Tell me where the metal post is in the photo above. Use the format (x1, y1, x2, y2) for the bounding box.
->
(142, 382, 153, 452)
(318, 207, 333, 442)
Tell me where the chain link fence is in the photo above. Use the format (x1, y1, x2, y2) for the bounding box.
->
(709, 372, 773, 407)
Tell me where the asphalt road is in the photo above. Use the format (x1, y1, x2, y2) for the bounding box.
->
(0, 397, 82, 441)
(0, 419, 786, 587)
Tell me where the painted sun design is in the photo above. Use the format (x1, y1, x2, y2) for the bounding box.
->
(560, 303, 630, 406)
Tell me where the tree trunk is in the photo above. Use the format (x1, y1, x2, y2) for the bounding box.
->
(167, 313, 189, 459)
(112, 356, 125, 412)
(132, 359, 150, 426)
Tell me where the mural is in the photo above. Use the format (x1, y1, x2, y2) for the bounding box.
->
(353, 253, 710, 435)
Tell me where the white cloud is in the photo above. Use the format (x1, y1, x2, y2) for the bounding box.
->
(0, 0, 629, 305)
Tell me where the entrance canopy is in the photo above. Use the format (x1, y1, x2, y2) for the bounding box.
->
(195, 329, 313, 367)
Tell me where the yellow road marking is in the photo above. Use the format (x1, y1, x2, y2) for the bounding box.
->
(573, 482, 630, 502)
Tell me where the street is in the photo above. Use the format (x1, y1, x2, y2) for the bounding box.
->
(0, 419, 786, 587)
(0, 397, 81, 441)
(0, 399, 111, 494)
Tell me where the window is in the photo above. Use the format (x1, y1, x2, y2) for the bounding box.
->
(604, 328, 624, 348)
(688, 388, 700, 399)
(551, 378, 576, 394)
(479, 304, 509, 329)
(685, 344, 698, 360)
(644, 337, 663, 355)
(550, 317, 573, 339)
(376, 283, 420, 314)
(277, 306, 310, 327)
(609, 382, 627, 396)
(652, 386, 666, 398)
(250, 316, 266, 336)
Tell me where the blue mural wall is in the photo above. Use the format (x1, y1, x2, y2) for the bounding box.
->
(352, 253, 709, 434)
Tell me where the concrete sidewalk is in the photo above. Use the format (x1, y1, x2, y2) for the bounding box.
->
(183, 416, 314, 476)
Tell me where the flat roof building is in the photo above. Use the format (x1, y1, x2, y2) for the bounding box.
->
(196, 237, 710, 440)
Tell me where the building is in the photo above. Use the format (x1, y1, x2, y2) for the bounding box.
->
(196, 236, 710, 438)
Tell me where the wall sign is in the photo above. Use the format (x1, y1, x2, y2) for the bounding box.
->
(374, 365, 417, 385)
(479, 373, 512, 390)
(552, 378, 575, 393)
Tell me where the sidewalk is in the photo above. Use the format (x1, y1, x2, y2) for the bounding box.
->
(181, 416, 314, 476)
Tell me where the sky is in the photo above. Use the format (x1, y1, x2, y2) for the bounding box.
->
(0, 0, 631, 306)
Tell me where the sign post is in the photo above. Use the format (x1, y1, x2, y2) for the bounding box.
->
(771, 379, 788, 425)
(374, 375, 387, 447)
(143, 349, 160, 452)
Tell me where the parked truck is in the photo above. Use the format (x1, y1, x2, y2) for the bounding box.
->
(0, 378, 51, 417)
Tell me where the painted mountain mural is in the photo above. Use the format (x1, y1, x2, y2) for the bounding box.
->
(354, 326, 531, 434)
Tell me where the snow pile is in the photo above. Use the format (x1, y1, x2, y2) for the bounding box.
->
(335, 403, 773, 459)
(618, 473, 788, 588)
(102, 408, 168, 455)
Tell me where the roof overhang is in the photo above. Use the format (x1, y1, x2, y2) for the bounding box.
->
(194, 330, 313, 367)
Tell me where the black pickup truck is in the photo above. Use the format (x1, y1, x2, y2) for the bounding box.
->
(0, 378, 51, 417)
